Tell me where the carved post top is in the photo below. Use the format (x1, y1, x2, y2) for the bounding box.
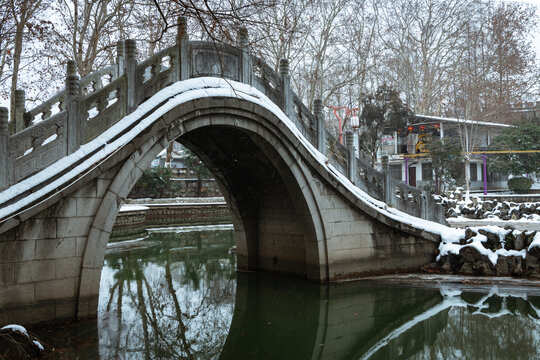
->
(381, 154, 389, 172)
(15, 90, 25, 109)
(345, 130, 355, 147)
(66, 60, 80, 98)
(177, 17, 188, 41)
(0, 107, 8, 135)
(125, 39, 137, 60)
(67, 60, 78, 77)
(237, 27, 248, 48)
(313, 98, 323, 116)
(279, 58, 290, 77)
(117, 41, 125, 58)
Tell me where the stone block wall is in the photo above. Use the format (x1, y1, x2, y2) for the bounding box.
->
(315, 180, 437, 280)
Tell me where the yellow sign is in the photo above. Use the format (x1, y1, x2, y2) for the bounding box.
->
(415, 134, 429, 154)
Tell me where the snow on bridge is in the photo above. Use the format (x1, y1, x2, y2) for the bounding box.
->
(0, 20, 459, 324)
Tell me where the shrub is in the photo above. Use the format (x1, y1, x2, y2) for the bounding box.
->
(507, 177, 533, 193)
(130, 167, 179, 198)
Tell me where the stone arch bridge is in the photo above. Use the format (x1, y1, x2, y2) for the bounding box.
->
(0, 21, 447, 323)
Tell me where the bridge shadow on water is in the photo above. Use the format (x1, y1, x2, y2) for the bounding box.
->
(27, 227, 540, 359)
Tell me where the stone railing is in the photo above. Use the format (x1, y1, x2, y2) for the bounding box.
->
(0, 18, 446, 224)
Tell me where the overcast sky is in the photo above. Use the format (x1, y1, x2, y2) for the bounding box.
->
(502, 0, 540, 60)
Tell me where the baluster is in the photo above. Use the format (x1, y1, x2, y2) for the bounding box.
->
(314, 98, 326, 155)
(125, 39, 138, 114)
(177, 17, 189, 81)
(97, 91, 108, 114)
(94, 76, 102, 92)
(150, 59, 158, 80)
(42, 104, 52, 120)
(32, 127, 45, 147)
(66, 60, 82, 153)
(346, 131, 357, 185)
(237, 27, 252, 85)
(59, 95, 67, 112)
(12, 90, 26, 134)
(0, 107, 9, 190)
(116, 41, 125, 78)
(279, 58, 293, 120)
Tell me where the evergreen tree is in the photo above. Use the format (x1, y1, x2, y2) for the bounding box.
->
(427, 138, 464, 193)
(489, 119, 540, 176)
(183, 149, 212, 196)
(358, 84, 412, 166)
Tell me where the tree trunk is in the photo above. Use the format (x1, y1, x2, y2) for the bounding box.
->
(464, 157, 471, 201)
(9, 19, 25, 122)
(197, 176, 202, 197)
(165, 142, 173, 167)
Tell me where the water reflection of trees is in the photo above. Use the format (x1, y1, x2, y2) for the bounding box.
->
(98, 227, 540, 360)
(406, 287, 540, 360)
(99, 228, 236, 359)
(221, 276, 540, 360)
(362, 286, 540, 360)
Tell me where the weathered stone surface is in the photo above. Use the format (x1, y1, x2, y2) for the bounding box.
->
(507, 256, 524, 276)
(478, 229, 502, 250)
(496, 257, 509, 276)
(14, 260, 56, 283)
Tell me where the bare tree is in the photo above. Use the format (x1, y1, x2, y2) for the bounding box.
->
(5, 0, 45, 119)
(376, 0, 475, 115)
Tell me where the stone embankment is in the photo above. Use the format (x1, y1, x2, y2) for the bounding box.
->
(112, 197, 231, 239)
(427, 190, 540, 278)
(437, 196, 540, 221)
(431, 227, 539, 277)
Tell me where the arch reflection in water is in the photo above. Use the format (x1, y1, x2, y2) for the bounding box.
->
(98, 225, 236, 359)
(96, 225, 540, 360)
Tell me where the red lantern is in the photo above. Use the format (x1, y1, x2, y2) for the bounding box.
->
(350, 115, 359, 129)
(408, 126, 413, 132)
(434, 123, 440, 129)
(420, 125, 425, 131)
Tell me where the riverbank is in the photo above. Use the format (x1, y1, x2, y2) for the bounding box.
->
(448, 217, 540, 231)
(361, 273, 540, 290)
(112, 197, 231, 240)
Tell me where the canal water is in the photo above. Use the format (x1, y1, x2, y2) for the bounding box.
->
(31, 224, 540, 359)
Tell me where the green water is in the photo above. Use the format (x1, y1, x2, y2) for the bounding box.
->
(32, 224, 540, 359)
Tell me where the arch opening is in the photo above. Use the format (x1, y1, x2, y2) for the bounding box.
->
(177, 125, 317, 276)
(77, 97, 328, 319)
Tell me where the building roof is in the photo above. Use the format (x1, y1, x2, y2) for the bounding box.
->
(414, 114, 512, 128)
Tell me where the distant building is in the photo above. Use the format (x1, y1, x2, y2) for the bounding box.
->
(151, 143, 195, 179)
(509, 101, 540, 122)
(376, 115, 511, 191)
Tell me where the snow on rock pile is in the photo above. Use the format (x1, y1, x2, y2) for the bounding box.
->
(434, 226, 539, 277)
(434, 190, 540, 222)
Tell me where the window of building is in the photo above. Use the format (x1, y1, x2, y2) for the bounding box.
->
(470, 163, 478, 181)
(390, 164, 402, 181)
(422, 163, 433, 182)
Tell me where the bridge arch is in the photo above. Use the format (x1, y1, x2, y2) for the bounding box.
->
(77, 94, 330, 317)
(1, 79, 440, 322)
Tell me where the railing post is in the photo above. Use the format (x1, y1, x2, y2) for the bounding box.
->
(381, 154, 393, 205)
(237, 27, 252, 85)
(66, 60, 81, 153)
(346, 130, 357, 184)
(279, 58, 294, 120)
(314, 98, 326, 155)
(0, 107, 9, 191)
(11, 90, 26, 134)
(177, 17, 189, 81)
(125, 39, 138, 114)
(116, 40, 125, 78)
